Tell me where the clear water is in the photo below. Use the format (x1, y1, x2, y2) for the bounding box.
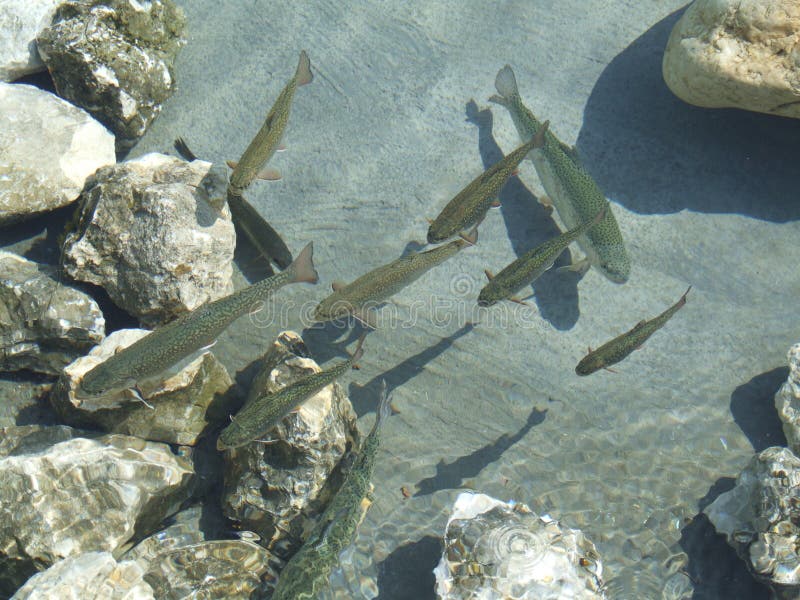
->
(6, 0, 800, 598)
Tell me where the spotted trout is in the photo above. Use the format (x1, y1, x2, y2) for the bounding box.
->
(490, 65, 630, 283)
(478, 205, 606, 307)
(271, 381, 392, 600)
(75, 243, 318, 399)
(314, 235, 475, 327)
(427, 127, 546, 244)
(575, 286, 691, 375)
(228, 50, 313, 192)
(217, 334, 366, 450)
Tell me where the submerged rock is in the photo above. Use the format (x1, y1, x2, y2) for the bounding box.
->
(704, 446, 800, 598)
(36, 0, 187, 150)
(221, 331, 360, 560)
(0, 0, 61, 81)
(62, 153, 234, 326)
(663, 0, 800, 119)
(0, 251, 105, 376)
(52, 328, 234, 446)
(776, 343, 800, 455)
(0, 83, 115, 225)
(434, 492, 605, 600)
(0, 426, 194, 596)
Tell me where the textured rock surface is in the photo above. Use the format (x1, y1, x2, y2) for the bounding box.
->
(0, 251, 105, 375)
(434, 492, 605, 600)
(776, 343, 800, 455)
(62, 153, 234, 326)
(0, 0, 61, 81)
(704, 446, 800, 598)
(52, 328, 234, 445)
(221, 331, 360, 560)
(36, 0, 187, 150)
(663, 0, 800, 118)
(0, 426, 194, 596)
(0, 83, 115, 225)
(0, 377, 54, 428)
(10, 552, 154, 600)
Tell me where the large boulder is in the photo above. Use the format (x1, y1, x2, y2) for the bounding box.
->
(776, 343, 800, 455)
(663, 0, 800, 119)
(0, 0, 62, 81)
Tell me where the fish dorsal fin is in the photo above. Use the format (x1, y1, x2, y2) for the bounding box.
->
(633, 320, 647, 331)
(331, 280, 347, 292)
(484, 269, 495, 281)
(559, 140, 579, 162)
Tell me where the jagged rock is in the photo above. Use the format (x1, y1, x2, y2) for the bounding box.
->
(776, 343, 800, 455)
(36, 0, 187, 150)
(0, 0, 62, 81)
(10, 552, 154, 599)
(221, 331, 360, 560)
(0, 83, 115, 225)
(0, 377, 54, 428)
(704, 446, 800, 599)
(663, 0, 800, 119)
(62, 153, 234, 326)
(434, 492, 605, 600)
(52, 328, 234, 445)
(0, 425, 194, 596)
(0, 251, 105, 376)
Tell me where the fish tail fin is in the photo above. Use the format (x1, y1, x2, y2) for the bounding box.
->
(532, 120, 549, 149)
(288, 242, 319, 284)
(678, 285, 692, 307)
(491, 65, 519, 106)
(373, 379, 393, 431)
(296, 50, 313, 86)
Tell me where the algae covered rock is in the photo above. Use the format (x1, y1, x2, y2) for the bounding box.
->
(36, 0, 187, 150)
(52, 328, 234, 445)
(0, 0, 62, 81)
(434, 492, 605, 600)
(221, 331, 360, 560)
(0, 82, 115, 225)
(663, 0, 800, 119)
(62, 153, 234, 326)
(776, 343, 800, 455)
(0, 251, 105, 376)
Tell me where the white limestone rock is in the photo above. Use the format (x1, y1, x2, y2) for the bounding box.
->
(0, 83, 115, 225)
(704, 446, 800, 598)
(62, 153, 234, 326)
(776, 343, 800, 455)
(0, 0, 62, 82)
(434, 492, 605, 600)
(663, 0, 800, 118)
(0, 251, 105, 376)
(52, 328, 235, 446)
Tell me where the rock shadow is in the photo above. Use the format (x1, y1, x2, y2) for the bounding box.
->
(730, 367, 788, 452)
(375, 535, 442, 600)
(413, 404, 547, 497)
(465, 101, 581, 330)
(578, 8, 800, 222)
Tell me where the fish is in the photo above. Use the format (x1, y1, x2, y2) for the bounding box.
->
(74, 243, 318, 399)
(426, 131, 545, 244)
(270, 381, 392, 600)
(490, 65, 630, 283)
(228, 50, 313, 193)
(227, 190, 294, 270)
(216, 334, 367, 450)
(575, 286, 692, 376)
(478, 205, 606, 307)
(314, 235, 475, 327)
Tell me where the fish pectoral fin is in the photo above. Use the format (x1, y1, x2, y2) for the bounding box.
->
(256, 167, 282, 181)
(277, 144, 287, 152)
(490, 199, 501, 208)
(603, 366, 619, 374)
(225, 160, 238, 170)
(484, 269, 495, 281)
(510, 296, 532, 307)
(200, 339, 218, 351)
(353, 307, 378, 330)
(331, 280, 347, 292)
(556, 257, 590, 276)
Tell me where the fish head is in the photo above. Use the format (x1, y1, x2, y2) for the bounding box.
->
(426, 225, 448, 245)
(575, 354, 604, 376)
(74, 367, 133, 400)
(595, 245, 630, 284)
(313, 298, 352, 323)
(476, 288, 498, 308)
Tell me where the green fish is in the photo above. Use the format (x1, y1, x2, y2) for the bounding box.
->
(228, 50, 313, 192)
(75, 243, 318, 399)
(217, 334, 367, 450)
(575, 286, 691, 376)
(271, 381, 392, 600)
(478, 205, 606, 307)
(314, 235, 475, 327)
(426, 129, 545, 244)
(490, 65, 630, 283)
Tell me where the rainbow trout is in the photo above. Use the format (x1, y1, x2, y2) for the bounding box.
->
(478, 206, 606, 307)
(217, 334, 366, 450)
(271, 381, 392, 600)
(575, 286, 691, 375)
(314, 236, 474, 327)
(427, 131, 545, 244)
(228, 50, 313, 192)
(490, 65, 630, 283)
(75, 243, 318, 399)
